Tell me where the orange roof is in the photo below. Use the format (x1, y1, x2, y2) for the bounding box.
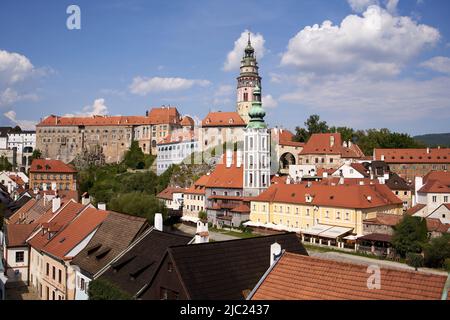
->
(252, 183, 403, 209)
(271, 175, 287, 185)
(231, 203, 250, 213)
(272, 129, 305, 148)
(28, 201, 86, 251)
(299, 133, 364, 158)
(157, 131, 196, 145)
(9, 175, 25, 186)
(42, 207, 109, 260)
(181, 116, 195, 127)
(374, 148, 450, 164)
(201, 112, 246, 127)
(30, 159, 77, 173)
(419, 180, 450, 194)
(157, 187, 186, 200)
(185, 175, 211, 195)
(37, 107, 181, 127)
(405, 204, 427, 216)
(205, 153, 243, 189)
(426, 218, 450, 233)
(5, 223, 39, 247)
(7, 198, 36, 224)
(363, 213, 403, 226)
(251, 253, 448, 300)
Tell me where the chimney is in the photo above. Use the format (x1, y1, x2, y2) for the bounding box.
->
(381, 155, 385, 161)
(226, 148, 233, 168)
(414, 176, 424, 205)
(367, 196, 372, 202)
(359, 181, 364, 186)
(82, 194, 90, 206)
(339, 177, 345, 185)
(330, 135, 335, 147)
(322, 172, 328, 178)
(52, 196, 61, 213)
(348, 140, 352, 147)
(154, 213, 163, 231)
(270, 242, 282, 266)
(426, 147, 430, 154)
(97, 202, 106, 211)
(195, 220, 209, 244)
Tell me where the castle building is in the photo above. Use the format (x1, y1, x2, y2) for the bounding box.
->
(236, 33, 261, 124)
(243, 86, 271, 197)
(36, 106, 183, 164)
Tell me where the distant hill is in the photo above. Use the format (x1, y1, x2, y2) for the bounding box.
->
(414, 133, 450, 147)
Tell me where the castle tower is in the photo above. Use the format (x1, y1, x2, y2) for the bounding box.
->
(236, 33, 262, 124)
(243, 85, 271, 197)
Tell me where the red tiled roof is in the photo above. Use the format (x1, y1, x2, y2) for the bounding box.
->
(201, 112, 246, 127)
(181, 116, 195, 127)
(7, 198, 37, 224)
(205, 153, 243, 189)
(350, 163, 370, 177)
(185, 175, 211, 195)
(29, 201, 86, 251)
(231, 203, 250, 213)
(251, 253, 448, 300)
(271, 175, 287, 185)
(299, 133, 365, 158)
(272, 129, 305, 148)
(418, 180, 450, 194)
(5, 223, 39, 247)
(30, 159, 77, 173)
(157, 131, 196, 145)
(374, 148, 450, 164)
(405, 204, 427, 216)
(9, 175, 25, 186)
(157, 187, 186, 200)
(42, 208, 109, 259)
(426, 218, 450, 233)
(363, 214, 403, 226)
(423, 171, 450, 184)
(37, 107, 181, 127)
(253, 183, 403, 209)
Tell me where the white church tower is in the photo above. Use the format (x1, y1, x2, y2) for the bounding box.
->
(243, 85, 271, 197)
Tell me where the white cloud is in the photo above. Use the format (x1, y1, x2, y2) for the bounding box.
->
(215, 84, 234, 97)
(280, 74, 450, 124)
(0, 88, 38, 107)
(64, 98, 109, 117)
(281, 6, 440, 77)
(129, 77, 210, 95)
(262, 95, 278, 109)
(0, 50, 35, 85)
(3, 110, 37, 130)
(421, 56, 450, 75)
(347, 0, 378, 12)
(223, 30, 266, 72)
(347, 0, 398, 13)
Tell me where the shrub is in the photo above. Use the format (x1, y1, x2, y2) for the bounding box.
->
(88, 279, 131, 300)
(406, 253, 424, 271)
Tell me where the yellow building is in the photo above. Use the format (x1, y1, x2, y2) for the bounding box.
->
(249, 182, 403, 239)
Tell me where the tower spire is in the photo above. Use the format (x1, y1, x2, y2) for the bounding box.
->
(248, 31, 251, 45)
(247, 85, 267, 129)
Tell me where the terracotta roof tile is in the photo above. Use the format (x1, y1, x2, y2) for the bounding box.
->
(42, 207, 109, 259)
(253, 183, 403, 209)
(374, 148, 450, 164)
(157, 187, 187, 200)
(299, 133, 364, 158)
(405, 204, 427, 216)
(181, 116, 195, 127)
(205, 153, 243, 189)
(363, 213, 403, 226)
(30, 159, 77, 173)
(201, 112, 246, 127)
(252, 253, 448, 300)
(5, 223, 39, 247)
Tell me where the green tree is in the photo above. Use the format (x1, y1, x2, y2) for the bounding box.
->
(108, 192, 167, 224)
(0, 156, 12, 171)
(391, 216, 428, 258)
(406, 252, 424, 271)
(423, 234, 450, 269)
(198, 210, 207, 220)
(328, 126, 355, 142)
(88, 279, 132, 300)
(305, 114, 329, 134)
(31, 149, 42, 160)
(293, 127, 309, 142)
(123, 141, 145, 169)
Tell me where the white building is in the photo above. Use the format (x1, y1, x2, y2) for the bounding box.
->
(289, 165, 318, 182)
(156, 131, 198, 176)
(243, 86, 271, 198)
(7, 131, 36, 172)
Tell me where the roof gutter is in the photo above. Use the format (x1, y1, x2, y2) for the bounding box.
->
(246, 250, 285, 300)
(441, 273, 450, 300)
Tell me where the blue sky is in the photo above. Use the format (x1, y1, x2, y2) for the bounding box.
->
(1, 0, 450, 135)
